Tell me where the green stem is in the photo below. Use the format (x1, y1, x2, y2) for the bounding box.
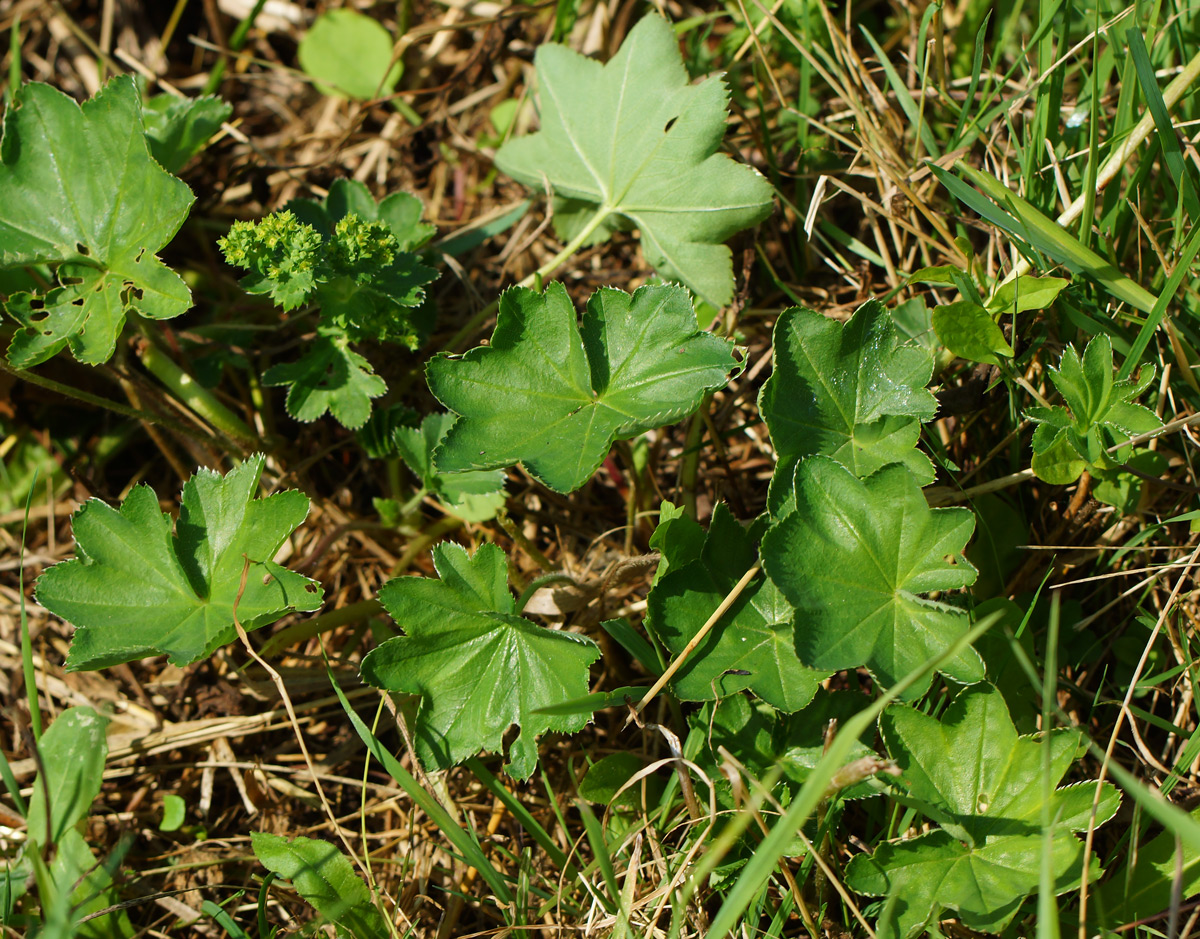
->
(0, 357, 212, 442)
(259, 599, 384, 658)
(138, 339, 256, 445)
(515, 573, 577, 615)
(201, 0, 268, 95)
(19, 470, 41, 743)
(441, 207, 613, 353)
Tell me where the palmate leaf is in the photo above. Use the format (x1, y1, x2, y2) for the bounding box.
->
(428, 282, 739, 493)
(360, 543, 600, 778)
(761, 457, 983, 696)
(261, 329, 386, 431)
(0, 76, 195, 367)
(1028, 334, 1160, 483)
(393, 413, 507, 522)
(758, 300, 937, 511)
(36, 455, 322, 670)
(647, 504, 825, 712)
(846, 684, 1120, 939)
(494, 14, 773, 306)
(142, 93, 232, 173)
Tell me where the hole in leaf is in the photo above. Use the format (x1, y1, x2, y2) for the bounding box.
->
(75, 242, 90, 256)
(304, 583, 319, 594)
(134, 247, 146, 263)
(29, 298, 44, 310)
(29, 310, 48, 323)
(664, 116, 678, 133)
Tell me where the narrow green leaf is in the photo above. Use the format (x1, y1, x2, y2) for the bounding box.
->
(934, 162, 1157, 313)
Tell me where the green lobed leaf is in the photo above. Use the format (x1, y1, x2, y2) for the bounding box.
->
(845, 684, 1120, 939)
(297, 9, 402, 101)
(251, 832, 388, 939)
(142, 93, 232, 174)
(360, 542, 601, 778)
(428, 282, 739, 493)
(36, 455, 322, 670)
(647, 504, 825, 711)
(494, 14, 773, 306)
(261, 329, 386, 430)
(932, 299, 1013, 366)
(393, 412, 506, 522)
(758, 300, 937, 508)
(762, 457, 983, 696)
(1028, 334, 1160, 481)
(0, 76, 194, 367)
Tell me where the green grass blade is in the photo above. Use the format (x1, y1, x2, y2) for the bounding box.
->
(1126, 27, 1200, 222)
(1117, 223, 1200, 380)
(1037, 595, 1062, 939)
(942, 162, 1158, 313)
(575, 800, 621, 915)
(465, 757, 571, 874)
(326, 668, 516, 907)
(858, 27, 939, 158)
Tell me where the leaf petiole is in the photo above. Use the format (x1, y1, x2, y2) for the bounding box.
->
(442, 206, 612, 354)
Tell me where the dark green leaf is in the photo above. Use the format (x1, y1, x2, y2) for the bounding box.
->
(37, 455, 321, 670)
(0, 77, 194, 367)
(428, 282, 738, 493)
(361, 543, 600, 778)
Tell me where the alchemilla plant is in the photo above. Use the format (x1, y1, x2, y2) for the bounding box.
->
(0, 3, 1196, 937)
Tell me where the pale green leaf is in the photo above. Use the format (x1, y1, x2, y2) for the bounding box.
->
(297, 9, 401, 101)
(0, 77, 194, 367)
(428, 282, 738, 493)
(142, 93, 232, 174)
(394, 413, 506, 522)
(986, 275, 1069, 315)
(262, 331, 386, 430)
(360, 543, 601, 778)
(36, 455, 322, 670)
(762, 457, 982, 696)
(845, 684, 1120, 939)
(26, 708, 108, 847)
(251, 833, 388, 939)
(759, 300, 937, 506)
(932, 299, 1013, 365)
(494, 14, 773, 305)
(647, 504, 825, 711)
